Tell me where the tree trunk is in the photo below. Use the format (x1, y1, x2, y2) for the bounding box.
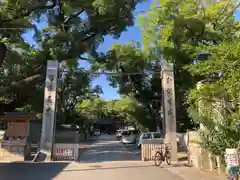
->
(0, 42, 7, 66)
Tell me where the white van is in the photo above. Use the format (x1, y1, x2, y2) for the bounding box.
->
(137, 132, 164, 148)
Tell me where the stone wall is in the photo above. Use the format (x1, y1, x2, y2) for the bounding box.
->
(188, 131, 222, 172)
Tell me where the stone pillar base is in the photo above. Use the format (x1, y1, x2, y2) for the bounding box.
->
(164, 133, 178, 161)
(40, 141, 53, 161)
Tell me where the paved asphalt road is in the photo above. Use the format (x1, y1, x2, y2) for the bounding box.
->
(79, 134, 140, 163)
(0, 134, 213, 180)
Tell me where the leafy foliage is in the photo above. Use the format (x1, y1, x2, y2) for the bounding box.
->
(101, 43, 162, 131)
(0, 0, 144, 114)
(179, 0, 240, 156)
(187, 42, 240, 157)
(75, 97, 151, 131)
(136, 0, 240, 132)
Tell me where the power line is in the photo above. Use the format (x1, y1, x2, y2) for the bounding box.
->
(0, 71, 161, 79)
(60, 70, 161, 76)
(0, 7, 162, 30)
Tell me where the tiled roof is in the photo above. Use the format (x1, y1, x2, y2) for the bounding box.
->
(0, 112, 36, 120)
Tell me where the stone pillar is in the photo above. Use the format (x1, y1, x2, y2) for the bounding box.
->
(161, 60, 178, 161)
(40, 60, 59, 160)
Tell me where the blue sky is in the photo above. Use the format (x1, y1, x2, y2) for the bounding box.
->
(22, 0, 152, 100)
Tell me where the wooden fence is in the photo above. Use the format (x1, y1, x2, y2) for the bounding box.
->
(53, 143, 79, 161)
(141, 139, 163, 161)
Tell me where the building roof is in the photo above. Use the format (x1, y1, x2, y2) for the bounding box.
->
(0, 112, 36, 121)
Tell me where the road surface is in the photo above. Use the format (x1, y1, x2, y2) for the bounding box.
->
(0, 134, 223, 180)
(79, 134, 140, 163)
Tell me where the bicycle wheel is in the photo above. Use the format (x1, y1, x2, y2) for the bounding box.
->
(165, 151, 171, 165)
(154, 152, 163, 167)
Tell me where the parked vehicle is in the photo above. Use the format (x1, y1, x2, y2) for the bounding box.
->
(121, 130, 138, 144)
(94, 129, 101, 136)
(116, 129, 123, 140)
(137, 132, 164, 148)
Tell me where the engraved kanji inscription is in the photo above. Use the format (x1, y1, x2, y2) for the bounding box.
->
(48, 75, 54, 82)
(166, 76, 172, 84)
(168, 108, 173, 116)
(167, 98, 172, 105)
(47, 84, 53, 91)
(166, 88, 172, 96)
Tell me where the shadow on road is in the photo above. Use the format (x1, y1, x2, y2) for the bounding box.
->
(0, 162, 69, 180)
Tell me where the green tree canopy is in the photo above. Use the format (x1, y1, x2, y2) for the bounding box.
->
(75, 97, 152, 130)
(0, 0, 145, 115)
(98, 0, 240, 132)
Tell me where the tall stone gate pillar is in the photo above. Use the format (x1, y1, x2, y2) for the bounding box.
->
(40, 60, 59, 160)
(161, 60, 178, 161)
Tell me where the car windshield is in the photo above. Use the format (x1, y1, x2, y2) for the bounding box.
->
(142, 133, 151, 139)
(152, 133, 162, 138)
(122, 131, 128, 135)
(122, 130, 135, 136)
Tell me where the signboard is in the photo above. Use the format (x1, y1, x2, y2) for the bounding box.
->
(40, 60, 59, 154)
(63, 149, 73, 156)
(226, 148, 240, 167)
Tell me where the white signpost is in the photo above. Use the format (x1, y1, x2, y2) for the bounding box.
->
(40, 60, 59, 160)
(161, 60, 178, 161)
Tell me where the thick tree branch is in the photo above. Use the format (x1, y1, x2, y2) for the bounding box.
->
(78, 55, 91, 61)
(214, 0, 231, 25)
(1, 1, 57, 25)
(0, 63, 46, 94)
(219, 3, 240, 29)
(0, 42, 7, 66)
(63, 9, 84, 24)
(0, 86, 36, 115)
(0, 2, 56, 65)
(0, 74, 43, 94)
(82, 32, 98, 42)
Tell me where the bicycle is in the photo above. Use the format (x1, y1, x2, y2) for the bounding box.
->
(154, 143, 171, 166)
